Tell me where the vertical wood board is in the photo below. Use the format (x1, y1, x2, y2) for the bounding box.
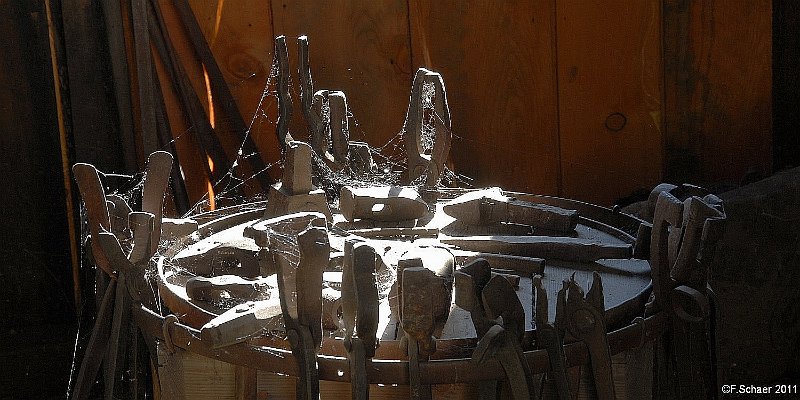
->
(663, 0, 772, 185)
(556, 0, 664, 205)
(270, 1, 412, 148)
(157, 345, 237, 400)
(188, 0, 281, 182)
(410, 0, 561, 195)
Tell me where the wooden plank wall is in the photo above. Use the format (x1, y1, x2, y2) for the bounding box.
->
(555, 0, 664, 205)
(162, 0, 772, 206)
(410, 1, 561, 195)
(663, 0, 772, 187)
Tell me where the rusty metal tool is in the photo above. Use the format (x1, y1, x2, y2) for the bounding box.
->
(269, 214, 329, 400)
(401, 266, 438, 400)
(443, 187, 579, 233)
(402, 68, 451, 187)
(186, 275, 272, 302)
(671, 196, 726, 287)
(650, 191, 684, 312)
(199, 299, 283, 348)
(297, 36, 323, 154)
(342, 239, 380, 400)
(454, 258, 494, 337)
(560, 272, 615, 400)
(172, 235, 261, 277)
(105, 194, 132, 239)
(141, 151, 172, 255)
(472, 275, 534, 399)
(94, 211, 156, 400)
(244, 211, 327, 248)
(298, 36, 350, 169)
(650, 192, 726, 399)
(72, 163, 114, 276)
(454, 258, 499, 399)
(72, 152, 172, 399)
(264, 140, 332, 220)
(533, 275, 572, 400)
(70, 279, 116, 400)
(274, 35, 294, 151)
(394, 246, 455, 332)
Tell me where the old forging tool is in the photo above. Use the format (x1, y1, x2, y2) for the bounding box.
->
(199, 298, 283, 349)
(650, 189, 726, 399)
(274, 35, 294, 151)
(443, 187, 579, 233)
(473, 274, 535, 400)
(398, 246, 455, 400)
(401, 267, 437, 400)
(73, 150, 171, 306)
(441, 235, 632, 263)
(299, 35, 377, 176)
(185, 275, 272, 303)
(73, 162, 116, 277)
(455, 258, 533, 399)
(298, 36, 350, 170)
(454, 258, 495, 339)
(265, 140, 332, 220)
(172, 234, 261, 278)
(72, 151, 172, 400)
(402, 68, 452, 187)
(249, 211, 329, 400)
(559, 272, 616, 400)
(341, 239, 380, 400)
(533, 276, 573, 400)
(339, 185, 429, 222)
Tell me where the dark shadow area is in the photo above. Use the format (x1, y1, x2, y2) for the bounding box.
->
(774, 0, 800, 171)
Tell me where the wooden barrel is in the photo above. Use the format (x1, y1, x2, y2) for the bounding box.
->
(145, 188, 663, 399)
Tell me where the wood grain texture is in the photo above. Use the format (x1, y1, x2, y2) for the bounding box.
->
(270, 1, 412, 148)
(556, 0, 664, 206)
(663, 0, 772, 185)
(150, 3, 214, 205)
(157, 345, 237, 400)
(188, 0, 281, 180)
(410, 1, 561, 195)
(257, 372, 476, 399)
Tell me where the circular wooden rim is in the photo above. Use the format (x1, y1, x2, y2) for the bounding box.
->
(154, 190, 653, 370)
(135, 303, 667, 384)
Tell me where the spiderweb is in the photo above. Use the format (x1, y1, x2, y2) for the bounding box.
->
(81, 37, 477, 327)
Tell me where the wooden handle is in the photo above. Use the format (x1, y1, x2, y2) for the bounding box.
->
(141, 151, 172, 256)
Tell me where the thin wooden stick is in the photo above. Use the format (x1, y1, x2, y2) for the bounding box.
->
(44, 0, 81, 310)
